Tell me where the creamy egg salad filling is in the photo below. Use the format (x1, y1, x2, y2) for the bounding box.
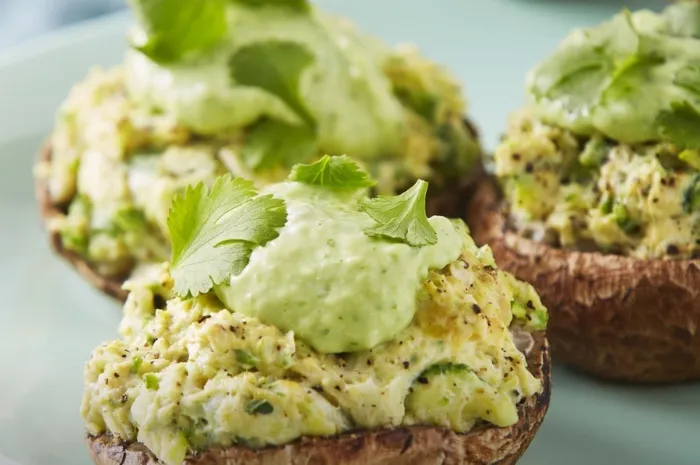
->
(82, 157, 547, 465)
(492, 5, 700, 259)
(38, 0, 479, 280)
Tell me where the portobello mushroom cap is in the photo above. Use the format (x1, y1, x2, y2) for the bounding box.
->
(35, 119, 482, 303)
(467, 177, 700, 383)
(85, 331, 549, 465)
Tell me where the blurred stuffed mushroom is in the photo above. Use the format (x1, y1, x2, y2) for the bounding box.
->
(82, 156, 549, 465)
(468, 4, 700, 382)
(35, 0, 481, 301)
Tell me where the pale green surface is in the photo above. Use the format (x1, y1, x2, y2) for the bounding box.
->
(215, 182, 463, 353)
(0, 1, 698, 465)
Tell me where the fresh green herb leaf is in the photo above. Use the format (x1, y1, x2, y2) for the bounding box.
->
(131, 356, 144, 374)
(360, 180, 437, 247)
(289, 155, 376, 189)
(612, 203, 640, 234)
(656, 101, 700, 149)
(420, 363, 471, 378)
(113, 208, 149, 233)
(242, 120, 317, 172)
(682, 174, 700, 213)
(60, 195, 92, 255)
(232, 0, 308, 10)
(168, 174, 287, 297)
(599, 53, 666, 116)
(679, 149, 700, 170)
(529, 10, 640, 116)
(579, 137, 609, 167)
(245, 399, 274, 415)
(545, 61, 613, 112)
(230, 41, 315, 126)
(674, 64, 700, 96)
(129, 0, 228, 64)
(143, 373, 159, 390)
(599, 194, 614, 214)
(111, 207, 170, 262)
(612, 203, 629, 227)
(235, 350, 259, 368)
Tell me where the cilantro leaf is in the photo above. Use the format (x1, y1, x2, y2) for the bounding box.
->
(230, 41, 316, 126)
(168, 174, 287, 297)
(674, 64, 700, 95)
(529, 10, 640, 117)
(129, 0, 228, 64)
(532, 49, 613, 115)
(232, 0, 309, 10)
(235, 349, 259, 368)
(656, 101, 700, 149)
(360, 180, 437, 247)
(245, 399, 274, 415)
(242, 120, 317, 172)
(289, 155, 376, 189)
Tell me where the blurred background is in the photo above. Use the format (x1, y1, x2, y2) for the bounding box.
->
(0, 0, 667, 52)
(0, 0, 126, 50)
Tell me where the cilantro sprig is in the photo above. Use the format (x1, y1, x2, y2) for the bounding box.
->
(230, 41, 319, 171)
(129, 0, 228, 64)
(289, 155, 376, 189)
(168, 174, 287, 297)
(361, 179, 437, 247)
(291, 156, 436, 245)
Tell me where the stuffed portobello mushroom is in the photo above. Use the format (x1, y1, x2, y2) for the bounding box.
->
(35, 0, 481, 301)
(82, 157, 550, 465)
(468, 4, 700, 383)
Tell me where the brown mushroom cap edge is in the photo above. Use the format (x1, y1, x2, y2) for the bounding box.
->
(86, 331, 549, 465)
(466, 177, 700, 383)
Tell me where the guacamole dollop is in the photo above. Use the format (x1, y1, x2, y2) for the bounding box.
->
(526, 5, 700, 145)
(126, 4, 404, 159)
(215, 182, 464, 353)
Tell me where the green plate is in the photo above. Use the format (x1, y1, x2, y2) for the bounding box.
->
(0, 2, 697, 464)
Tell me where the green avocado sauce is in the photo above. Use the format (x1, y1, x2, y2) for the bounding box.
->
(526, 4, 700, 145)
(125, 3, 405, 159)
(214, 182, 464, 353)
